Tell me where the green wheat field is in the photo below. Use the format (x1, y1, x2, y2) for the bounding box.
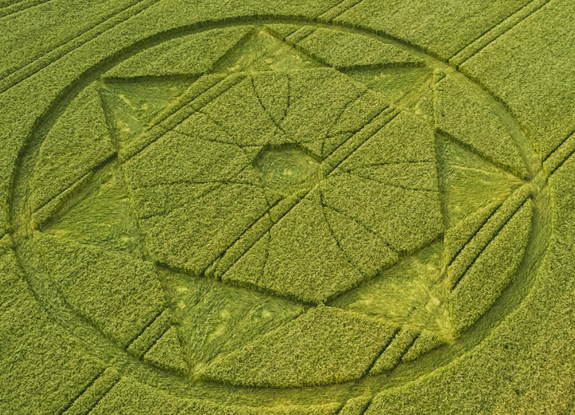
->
(1, 0, 575, 413)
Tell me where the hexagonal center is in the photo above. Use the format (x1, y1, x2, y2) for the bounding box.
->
(254, 144, 321, 191)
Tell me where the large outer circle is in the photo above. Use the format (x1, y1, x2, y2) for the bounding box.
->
(9, 18, 551, 408)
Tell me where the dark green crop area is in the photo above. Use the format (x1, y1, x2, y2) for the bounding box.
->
(1, 0, 574, 414)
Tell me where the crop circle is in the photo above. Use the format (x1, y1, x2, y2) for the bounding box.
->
(9, 19, 551, 408)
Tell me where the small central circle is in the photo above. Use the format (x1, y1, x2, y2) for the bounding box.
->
(253, 144, 321, 191)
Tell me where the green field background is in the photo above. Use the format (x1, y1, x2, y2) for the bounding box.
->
(1, 0, 575, 413)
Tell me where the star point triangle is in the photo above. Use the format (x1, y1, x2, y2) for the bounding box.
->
(99, 77, 195, 148)
(210, 28, 323, 74)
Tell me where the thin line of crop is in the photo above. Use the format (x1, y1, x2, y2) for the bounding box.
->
(451, 197, 530, 291)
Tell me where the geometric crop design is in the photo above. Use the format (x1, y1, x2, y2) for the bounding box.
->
(124, 70, 443, 305)
(11, 21, 549, 409)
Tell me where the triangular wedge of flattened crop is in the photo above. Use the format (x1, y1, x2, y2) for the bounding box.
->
(160, 268, 304, 374)
(42, 162, 143, 257)
(100, 77, 194, 148)
(436, 135, 524, 228)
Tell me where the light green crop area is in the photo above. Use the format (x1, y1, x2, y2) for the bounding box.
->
(1, 1, 574, 414)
